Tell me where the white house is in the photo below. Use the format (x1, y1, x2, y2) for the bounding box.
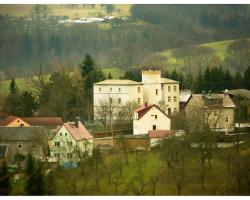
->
(93, 79, 144, 119)
(133, 103, 171, 135)
(142, 70, 179, 115)
(93, 69, 179, 120)
(50, 120, 93, 164)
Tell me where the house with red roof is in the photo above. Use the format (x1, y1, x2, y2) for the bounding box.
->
(0, 115, 31, 127)
(50, 119, 93, 164)
(133, 103, 171, 135)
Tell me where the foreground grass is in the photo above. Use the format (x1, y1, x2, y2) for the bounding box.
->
(10, 143, 250, 195)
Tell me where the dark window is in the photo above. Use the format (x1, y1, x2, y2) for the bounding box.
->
(155, 115, 157, 119)
(55, 142, 60, 147)
(153, 125, 156, 130)
(156, 89, 158, 95)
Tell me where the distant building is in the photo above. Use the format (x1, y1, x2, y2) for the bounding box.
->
(0, 115, 63, 129)
(0, 126, 47, 165)
(93, 69, 179, 120)
(179, 90, 192, 109)
(184, 92, 236, 133)
(133, 103, 171, 135)
(50, 120, 93, 164)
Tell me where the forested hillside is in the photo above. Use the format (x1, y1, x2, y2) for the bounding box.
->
(1, 4, 250, 79)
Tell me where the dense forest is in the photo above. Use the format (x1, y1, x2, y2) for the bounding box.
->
(1, 5, 250, 78)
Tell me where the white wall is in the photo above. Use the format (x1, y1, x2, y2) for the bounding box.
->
(133, 106, 171, 135)
(50, 126, 93, 163)
(162, 83, 180, 114)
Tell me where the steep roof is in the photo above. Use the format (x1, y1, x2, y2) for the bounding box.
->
(0, 127, 47, 141)
(188, 94, 236, 108)
(161, 78, 178, 84)
(226, 89, 250, 100)
(148, 130, 173, 138)
(0, 115, 30, 126)
(94, 79, 142, 85)
(134, 104, 169, 120)
(62, 121, 93, 141)
(22, 117, 63, 127)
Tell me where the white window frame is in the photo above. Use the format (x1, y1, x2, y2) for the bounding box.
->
(17, 141, 22, 149)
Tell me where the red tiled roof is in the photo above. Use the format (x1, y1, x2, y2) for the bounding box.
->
(63, 121, 93, 141)
(134, 104, 169, 120)
(22, 117, 63, 127)
(0, 115, 30, 126)
(148, 130, 173, 138)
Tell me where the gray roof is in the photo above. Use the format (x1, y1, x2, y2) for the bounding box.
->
(94, 79, 142, 85)
(227, 89, 250, 100)
(0, 127, 47, 141)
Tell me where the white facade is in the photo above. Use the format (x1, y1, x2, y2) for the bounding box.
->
(142, 70, 179, 114)
(50, 126, 93, 164)
(93, 70, 180, 119)
(93, 80, 144, 119)
(133, 106, 171, 135)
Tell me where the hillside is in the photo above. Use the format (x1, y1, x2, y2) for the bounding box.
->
(0, 67, 125, 97)
(0, 4, 131, 17)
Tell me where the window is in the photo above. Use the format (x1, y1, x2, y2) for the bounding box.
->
(60, 132, 62, 136)
(55, 141, 60, 147)
(174, 108, 177, 112)
(174, 86, 177, 92)
(99, 87, 101, 92)
(168, 96, 171, 102)
(110, 88, 112, 92)
(168, 86, 171, 92)
(109, 98, 112, 103)
(214, 110, 218, 116)
(17, 141, 22, 149)
(225, 117, 229, 123)
(168, 108, 171, 115)
(118, 98, 121, 104)
(118, 88, 121, 92)
(138, 98, 141, 104)
(156, 89, 159, 96)
(153, 125, 156, 130)
(138, 87, 141, 93)
(67, 153, 72, 159)
(155, 115, 157, 119)
(174, 96, 177, 102)
(65, 133, 67, 136)
(68, 141, 73, 146)
(54, 153, 60, 158)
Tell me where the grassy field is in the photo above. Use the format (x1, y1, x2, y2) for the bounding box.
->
(0, 67, 125, 97)
(0, 4, 131, 18)
(158, 38, 250, 72)
(10, 142, 250, 195)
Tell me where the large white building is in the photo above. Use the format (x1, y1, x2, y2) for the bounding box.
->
(93, 69, 179, 119)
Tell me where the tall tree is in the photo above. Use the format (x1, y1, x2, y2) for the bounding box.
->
(4, 78, 20, 115)
(19, 91, 38, 117)
(0, 160, 11, 195)
(244, 66, 250, 89)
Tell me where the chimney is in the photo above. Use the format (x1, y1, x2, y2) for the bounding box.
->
(224, 89, 228, 95)
(75, 117, 80, 128)
(144, 102, 148, 107)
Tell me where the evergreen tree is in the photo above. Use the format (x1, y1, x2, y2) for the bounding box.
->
(224, 70, 233, 90)
(108, 72, 113, 79)
(80, 54, 95, 79)
(45, 171, 56, 195)
(0, 160, 11, 195)
(120, 68, 141, 82)
(4, 78, 20, 115)
(25, 153, 37, 195)
(244, 66, 250, 89)
(34, 161, 45, 195)
(233, 72, 244, 89)
(194, 69, 203, 93)
(19, 91, 38, 117)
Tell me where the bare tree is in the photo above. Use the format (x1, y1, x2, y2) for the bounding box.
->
(27, 64, 48, 95)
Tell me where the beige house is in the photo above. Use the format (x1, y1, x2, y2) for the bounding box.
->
(93, 79, 144, 120)
(93, 69, 179, 119)
(185, 93, 236, 133)
(50, 120, 93, 164)
(142, 70, 179, 114)
(133, 103, 171, 135)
